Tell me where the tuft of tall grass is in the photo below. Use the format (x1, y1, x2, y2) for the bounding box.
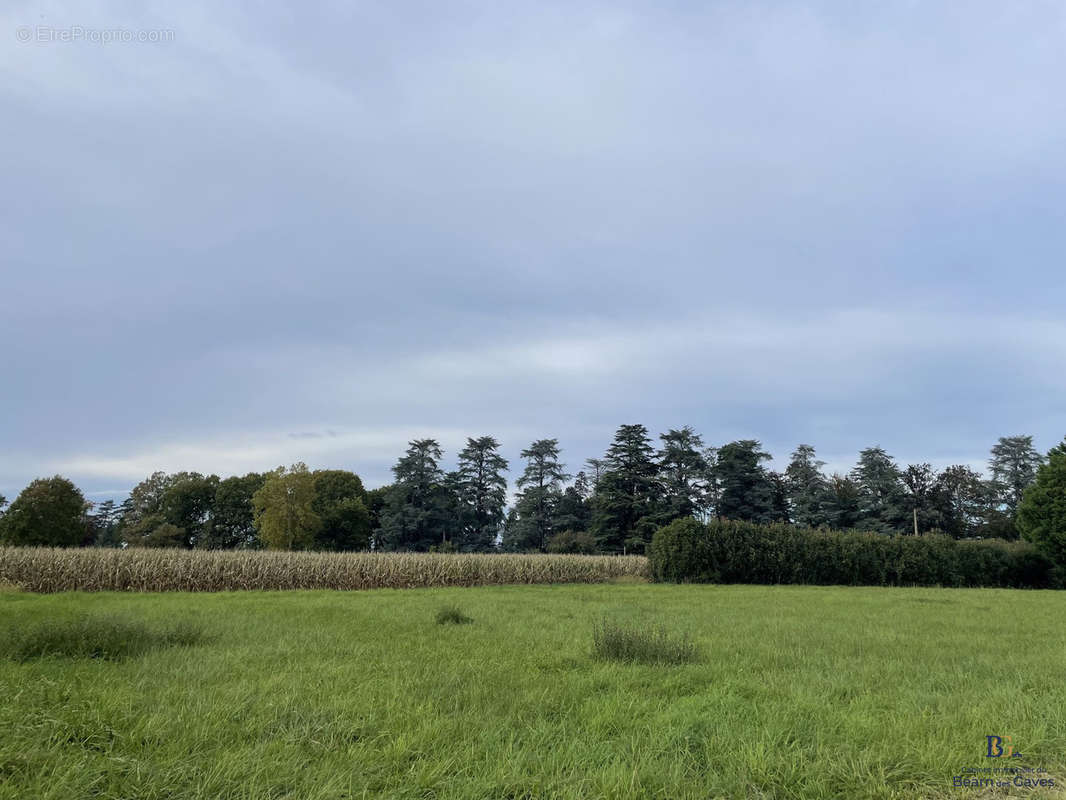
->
(1, 612, 205, 661)
(434, 604, 473, 625)
(0, 547, 648, 593)
(592, 618, 699, 665)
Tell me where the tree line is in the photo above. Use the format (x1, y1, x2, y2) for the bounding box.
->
(0, 427, 1062, 554)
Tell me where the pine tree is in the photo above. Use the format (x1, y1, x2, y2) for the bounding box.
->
(1017, 439, 1066, 565)
(379, 439, 451, 551)
(584, 458, 608, 487)
(591, 424, 661, 553)
(715, 440, 778, 523)
(850, 447, 906, 533)
(455, 436, 508, 551)
(989, 435, 1045, 525)
(503, 439, 567, 552)
(702, 446, 722, 519)
(784, 444, 828, 528)
(553, 474, 592, 534)
(657, 426, 708, 522)
(88, 499, 121, 547)
(823, 474, 861, 530)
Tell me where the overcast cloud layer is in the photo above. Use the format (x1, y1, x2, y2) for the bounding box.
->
(2, 1, 1064, 499)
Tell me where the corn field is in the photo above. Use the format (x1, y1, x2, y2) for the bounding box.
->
(0, 547, 649, 593)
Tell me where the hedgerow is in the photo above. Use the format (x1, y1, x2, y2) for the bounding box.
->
(648, 518, 1058, 588)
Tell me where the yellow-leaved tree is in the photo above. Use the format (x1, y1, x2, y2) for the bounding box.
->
(252, 463, 321, 550)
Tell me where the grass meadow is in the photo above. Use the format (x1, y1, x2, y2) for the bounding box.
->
(2, 583, 1065, 799)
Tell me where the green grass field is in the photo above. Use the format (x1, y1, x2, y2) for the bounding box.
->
(2, 583, 1064, 799)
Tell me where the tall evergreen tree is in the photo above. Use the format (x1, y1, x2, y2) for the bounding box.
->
(436, 470, 463, 552)
(591, 424, 661, 553)
(379, 439, 451, 551)
(715, 440, 778, 523)
(784, 444, 828, 528)
(768, 470, 791, 523)
(1017, 438, 1066, 565)
(989, 435, 1045, 520)
(584, 458, 608, 487)
(88, 499, 121, 547)
(553, 473, 592, 533)
(850, 447, 906, 533)
(454, 436, 508, 551)
(657, 426, 708, 521)
(822, 474, 861, 530)
(701, 446, 723, 520)
(503, 439, 567, 552)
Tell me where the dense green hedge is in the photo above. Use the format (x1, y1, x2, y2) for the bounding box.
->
(648, 518, 1058, 588)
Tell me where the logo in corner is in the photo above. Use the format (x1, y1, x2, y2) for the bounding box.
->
(986, 735, 1023, 758)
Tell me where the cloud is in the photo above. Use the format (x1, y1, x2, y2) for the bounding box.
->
(1, 0, 1064, 498)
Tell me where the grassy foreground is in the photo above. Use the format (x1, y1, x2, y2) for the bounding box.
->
(1, 584, 1065, 799)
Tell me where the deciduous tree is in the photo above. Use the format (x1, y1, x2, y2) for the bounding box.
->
(312, 470, 371, 551)
(252, 463, 321, 550)
(201, 472, 266, 549)
(0, 476, 90, 547)
(161, 473, 220, 547)
(933, 465, 986, 538)
(901, 463, 939, 534)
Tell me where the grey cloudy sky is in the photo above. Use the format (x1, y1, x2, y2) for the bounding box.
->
(2, 1, 1064, 500)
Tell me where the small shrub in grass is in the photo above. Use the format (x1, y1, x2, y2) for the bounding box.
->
(435, 604, 473, 625)
(592, 619, 699, 665)
(1, 613, 205, 661)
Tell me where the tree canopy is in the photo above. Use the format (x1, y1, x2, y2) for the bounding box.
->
(252, 463, 321, 550)
(3, 429, 1059, 554)
(1018, 439, 1066, 565)
(0, 476, 90, 547)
